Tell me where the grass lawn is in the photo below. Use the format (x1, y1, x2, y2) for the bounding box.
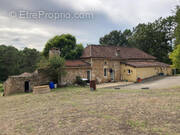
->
(0, 87, 180, 135)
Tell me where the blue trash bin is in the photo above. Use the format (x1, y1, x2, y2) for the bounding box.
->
(49, 82, 55, 89)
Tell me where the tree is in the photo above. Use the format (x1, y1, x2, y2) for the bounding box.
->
(174, 6, 180, 46)
(38, 56, 65, 84)
(0, 45, 20, 81)
(43, 34, 84, 59)
(99, 29, 132, 46)
(169, 44, 180, 69)
(130, 17, 174, 63)
(19, 47, 41, 73)
(0, 45, 41, 82)
(65, 43, 84, 60)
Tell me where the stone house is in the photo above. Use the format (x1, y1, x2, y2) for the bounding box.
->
(63, 45, 172, 84)
(3, 45, 172, 95)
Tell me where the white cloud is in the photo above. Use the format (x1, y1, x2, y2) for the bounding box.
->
(0, 14, 86, 50)
(54, 0, 180, 25)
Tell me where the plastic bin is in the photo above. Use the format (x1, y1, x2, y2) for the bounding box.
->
(49, 82, 55, 89)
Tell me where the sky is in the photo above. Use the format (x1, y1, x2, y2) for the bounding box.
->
(0, 0, 180, 51)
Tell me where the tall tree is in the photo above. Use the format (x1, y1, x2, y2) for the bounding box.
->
(130, 17, 174, 63)
(0, 45, 41, 81)
(43, 34, 84, 59)
(99, 29, 132, 46)
(19, 47, 41, 73)
(0, 45, 20, 81)
(65, 43, 84, 60)
(174, 6, 180, 46)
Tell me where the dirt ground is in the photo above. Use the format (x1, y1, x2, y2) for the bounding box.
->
(120, 76, 180, 90)
(0, 86, 180, 135)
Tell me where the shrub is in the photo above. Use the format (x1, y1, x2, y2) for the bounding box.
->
(0, 83, 4, 92)
(38, 56, 66, 85)
(75, 76, 86, 86)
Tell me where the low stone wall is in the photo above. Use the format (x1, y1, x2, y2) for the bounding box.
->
(33, 85, 50, 94)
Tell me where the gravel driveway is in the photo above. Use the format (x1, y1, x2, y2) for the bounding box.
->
(121, 76, 180, 90)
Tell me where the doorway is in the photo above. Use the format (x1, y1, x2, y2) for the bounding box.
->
(110, 69, 115, 81)
(87, 70, 91, 82)
(24, 81, 30, 93)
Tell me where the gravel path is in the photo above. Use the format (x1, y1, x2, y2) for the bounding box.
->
(121, 76, 180, 90)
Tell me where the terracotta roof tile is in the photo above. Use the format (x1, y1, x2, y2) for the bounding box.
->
(123, 61, 170, 68)
(81, 45, 156, 60)
(65, 60, 91, 67)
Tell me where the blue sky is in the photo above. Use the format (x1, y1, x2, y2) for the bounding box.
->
(0, 0, 179, 51)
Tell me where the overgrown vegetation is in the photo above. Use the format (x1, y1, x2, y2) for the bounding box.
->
(38, 56, 66, 84)
(0, 83, 3, 92)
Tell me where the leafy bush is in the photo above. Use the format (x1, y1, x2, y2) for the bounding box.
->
(75, 76, 86, 86)
(38, 56, 66, 84)
(0, 83, 4, 92)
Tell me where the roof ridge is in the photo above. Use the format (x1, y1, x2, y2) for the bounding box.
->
(87, 44, 136, 49)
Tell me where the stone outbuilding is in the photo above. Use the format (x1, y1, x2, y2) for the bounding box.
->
(3, 70, 50, 96)
(3, 72, 38, 96)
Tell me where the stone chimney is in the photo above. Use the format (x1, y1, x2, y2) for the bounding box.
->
(116, 48, 121, 56)
(49, 47, 61, 58)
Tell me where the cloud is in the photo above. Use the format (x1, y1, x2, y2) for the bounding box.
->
(54, 0, 179, 25)
(0, 14, 89, 50)
(0, 0, 179, 51)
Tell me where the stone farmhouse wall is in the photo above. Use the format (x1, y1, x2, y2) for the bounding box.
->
(82, 58, 172, 83)
(61, 67, 91, 85)
(83, 58, 121, 83)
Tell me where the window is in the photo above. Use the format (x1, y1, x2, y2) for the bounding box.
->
(128, 69, 131, 74)
(104, 68, 107, 76)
